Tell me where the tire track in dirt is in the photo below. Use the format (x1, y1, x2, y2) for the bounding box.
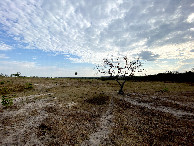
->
(81, 97, 114, 146)
(117, 96, 194, 118)
(152, 96, 194, 108)
(127, 93, 194, 109)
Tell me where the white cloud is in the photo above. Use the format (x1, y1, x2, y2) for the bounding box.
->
(0, 42, 12, 51)
(187, 13, 194, 23)
(189, 28, 194, 31)
(0, 0, 193, 74)
(150, 41, 194, 60)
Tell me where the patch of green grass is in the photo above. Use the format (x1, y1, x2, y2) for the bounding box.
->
(162, 87, 169, 92)
(0, 81, 5, 85)
(24, 83, 33, 89)
(1, 95, 13, 107)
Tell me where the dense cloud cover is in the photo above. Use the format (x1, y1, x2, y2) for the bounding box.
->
(0, 0, 194, 75)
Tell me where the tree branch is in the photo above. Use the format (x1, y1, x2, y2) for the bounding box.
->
(115, 79, 122, 87)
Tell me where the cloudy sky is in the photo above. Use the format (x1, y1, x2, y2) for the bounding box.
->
(0, 0, 194, 77)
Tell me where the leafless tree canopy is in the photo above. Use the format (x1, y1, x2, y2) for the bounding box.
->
(97, 56, 143, 77)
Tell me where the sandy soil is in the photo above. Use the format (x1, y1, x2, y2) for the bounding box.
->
(81, 97, 114, 145)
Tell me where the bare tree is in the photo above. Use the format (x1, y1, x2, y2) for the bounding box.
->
(96, 56, 143, 95)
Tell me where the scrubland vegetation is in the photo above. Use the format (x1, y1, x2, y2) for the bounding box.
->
(0, 76, 193, 145)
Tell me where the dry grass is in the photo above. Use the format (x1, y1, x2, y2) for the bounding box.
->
(111, 98, 193, 145)
(0, 77, 193, 145)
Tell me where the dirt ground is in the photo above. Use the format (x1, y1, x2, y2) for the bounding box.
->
(0, 77, 193, 145)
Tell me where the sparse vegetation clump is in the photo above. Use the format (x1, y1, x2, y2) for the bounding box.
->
(85, 93, 109, 105)
(25, 83, 33, 89)
(1, 95, 13, 107)
(162, 87, 169, 92)
(0, 81, 5, 85)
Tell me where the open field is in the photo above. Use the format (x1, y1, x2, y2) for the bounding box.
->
(0, 77, 194, 145)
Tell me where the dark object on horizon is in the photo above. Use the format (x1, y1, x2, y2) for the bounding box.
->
(11, 72, 21, 77)
(75, 72, 77, 75)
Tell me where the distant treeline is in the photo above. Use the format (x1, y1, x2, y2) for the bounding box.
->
(100, 71, 194, 82)
(1, 71, 194, 82)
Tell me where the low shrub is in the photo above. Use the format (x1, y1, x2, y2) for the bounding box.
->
(1, 95, 13, 107)
(0, 81, 5, 85)
(25, 83, 33, 89)
(85, 93, 109, 105)
(162, 87, 169, 92)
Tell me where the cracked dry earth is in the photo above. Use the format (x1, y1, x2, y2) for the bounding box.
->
(0, 81, 194, 145)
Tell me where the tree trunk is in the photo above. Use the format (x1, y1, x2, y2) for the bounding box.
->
(116, 79, 126, 95)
